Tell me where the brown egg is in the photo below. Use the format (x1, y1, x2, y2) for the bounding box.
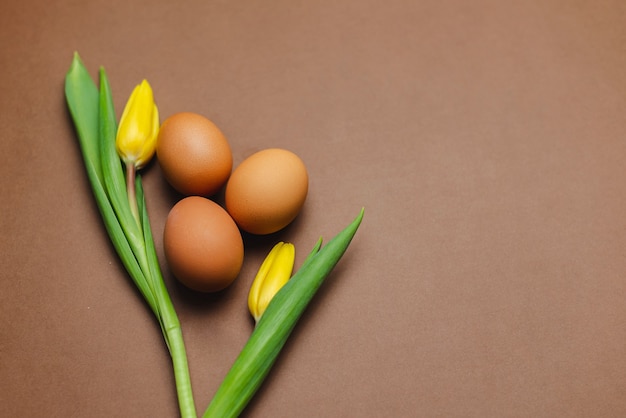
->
(157, 112, 232, 196)
(163, 196, 243, 292)
(225, 148, 308, 235)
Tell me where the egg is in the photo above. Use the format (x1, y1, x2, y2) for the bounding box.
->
(157, 112, 233, 196)
(163, 196, 244, 292)
(225, 148, 308, 235)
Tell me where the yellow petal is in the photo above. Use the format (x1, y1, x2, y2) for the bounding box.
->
(256, 243, 294, 317)
(248, 242, 295, 322)
(116, 80, 159, 168)
(248, 243, 283, 316)
(134, 103, 159, 168)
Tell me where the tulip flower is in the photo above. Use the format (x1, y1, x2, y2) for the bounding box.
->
(116, 79, 159, 169)
(248, 242, 295, 323)
(115, 79, 159, 222)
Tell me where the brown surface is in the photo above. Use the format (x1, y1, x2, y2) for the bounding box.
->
(2, 1, 626, 417)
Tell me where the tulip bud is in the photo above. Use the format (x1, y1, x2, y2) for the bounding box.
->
(116, 79, 159, 169)
(248, 242, 295, 322)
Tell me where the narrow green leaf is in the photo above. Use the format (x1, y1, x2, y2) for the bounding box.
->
(203, 209, 364, 418)
(94, 174, 159, 316)
(98, 69, 140, 239)
(65, 52, 102, 186)
(301, 237, 323, 267)
(135, 178, 166, 335)
(98, 69, 155, 297)
(137, 179, 197, 418)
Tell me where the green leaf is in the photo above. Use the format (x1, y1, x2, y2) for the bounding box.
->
(65, 52, 102, 187)
(203, 209, 364, 418)
(135, 178, 166, 335)
(137, 178, 197, 417)
(98, 68, 141, 242)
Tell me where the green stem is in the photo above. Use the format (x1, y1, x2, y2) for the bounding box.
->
(164, 314, 196, 417)
(138, 182, 197, 418)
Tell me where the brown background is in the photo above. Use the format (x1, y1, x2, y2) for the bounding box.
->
(2, 1, 625, 417)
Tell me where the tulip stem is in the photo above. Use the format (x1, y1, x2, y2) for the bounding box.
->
(125, 161, 140, 225)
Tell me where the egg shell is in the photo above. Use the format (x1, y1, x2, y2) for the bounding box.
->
(163, 196, 244, 292)
(157, 112, 233, 196)
(225, 148, 308, 235)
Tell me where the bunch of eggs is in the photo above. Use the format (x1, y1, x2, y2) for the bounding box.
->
(156, 112, 308, 293)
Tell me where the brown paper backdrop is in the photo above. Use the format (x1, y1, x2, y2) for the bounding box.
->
(1, 1, 625, 417)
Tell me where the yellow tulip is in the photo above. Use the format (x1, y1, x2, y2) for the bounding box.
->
(248, 242, 295, 322)
(116, 79, 159, 169)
